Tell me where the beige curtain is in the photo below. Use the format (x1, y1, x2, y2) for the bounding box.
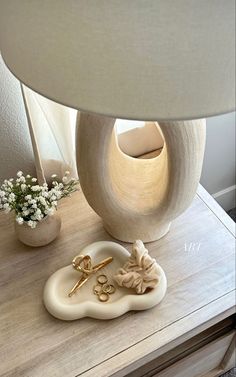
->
(21, 84, 78, 184)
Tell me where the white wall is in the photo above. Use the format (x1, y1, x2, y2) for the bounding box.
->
(200, 112, 235, 211)
(0, 56, 35, 183)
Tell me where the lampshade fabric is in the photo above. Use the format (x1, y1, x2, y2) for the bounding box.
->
(0, 0, 235, 120)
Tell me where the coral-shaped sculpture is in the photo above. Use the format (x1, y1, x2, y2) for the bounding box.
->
(114, 240, 161, 294)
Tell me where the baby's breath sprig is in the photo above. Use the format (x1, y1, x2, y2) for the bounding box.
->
(0, 171, 79, 228)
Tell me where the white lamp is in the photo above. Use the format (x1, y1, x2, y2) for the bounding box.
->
(0, 1, 235, 241)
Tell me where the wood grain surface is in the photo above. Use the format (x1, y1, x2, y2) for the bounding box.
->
(0, 185, 235, 377)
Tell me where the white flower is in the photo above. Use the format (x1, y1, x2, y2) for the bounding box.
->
(19, 176, 26, 183)
(39, 196, 46, 205)
(46, 207, 54, 216)
(16, 217, 24, 225)
(8, 193, 15, 203)
(57, 192, 62, 200)
(0, 170, 77, 222)
(35, 213, 43, 221)
(3, 203, 11, 213)
(27, 220, 37, 229)
(21, 184, 27, 191)
(31, 185, 40, 192)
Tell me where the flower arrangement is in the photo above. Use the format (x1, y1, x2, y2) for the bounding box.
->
(0, 171, 78, 228)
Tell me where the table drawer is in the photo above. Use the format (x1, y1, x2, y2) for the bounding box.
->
(151, 331, 235, 377)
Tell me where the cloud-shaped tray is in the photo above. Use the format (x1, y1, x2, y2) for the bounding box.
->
(43, 241, 167, 320)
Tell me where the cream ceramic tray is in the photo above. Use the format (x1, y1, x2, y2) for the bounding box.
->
(43, 241, 167, 320)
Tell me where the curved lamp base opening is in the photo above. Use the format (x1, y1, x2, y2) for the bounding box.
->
(76, 113, 206, 243)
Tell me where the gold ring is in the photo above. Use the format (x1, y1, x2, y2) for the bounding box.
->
(102, 283, 115, 294)
(98, 292, 109, 302)
(107, 284, 116, 294)
(93, 285, 102, 295)
(102, 283, 111, 293)
(97, 274, 108, 284)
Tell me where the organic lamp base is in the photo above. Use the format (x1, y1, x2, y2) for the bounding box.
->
(76, 114, 206, 243)
(103, 220, 171, 243)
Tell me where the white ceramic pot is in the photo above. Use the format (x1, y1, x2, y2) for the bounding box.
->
(15, 213, 61, 247)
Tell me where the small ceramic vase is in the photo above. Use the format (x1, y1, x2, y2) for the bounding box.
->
(15, 213, 61, 247)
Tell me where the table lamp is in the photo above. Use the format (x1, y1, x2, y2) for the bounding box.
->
(0, 1, 235, 242)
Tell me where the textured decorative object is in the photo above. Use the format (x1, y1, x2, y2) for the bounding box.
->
(115, 240, 161, 294)
(77, 115, 206, 241)
(43, 241, 167, 320)
(15, 213, 61, 247)
(0, 1, 235, 242)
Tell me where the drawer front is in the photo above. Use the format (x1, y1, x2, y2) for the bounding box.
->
(151, 331, 235, 377)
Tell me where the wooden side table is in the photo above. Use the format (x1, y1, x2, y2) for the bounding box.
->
(0, 185, 235, 377)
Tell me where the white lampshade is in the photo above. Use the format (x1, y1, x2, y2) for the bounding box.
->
(0, 1, 235, 120)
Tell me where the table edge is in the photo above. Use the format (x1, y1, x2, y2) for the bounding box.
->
(197, 184, 235, 237)
(79, 290, 235, 377)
